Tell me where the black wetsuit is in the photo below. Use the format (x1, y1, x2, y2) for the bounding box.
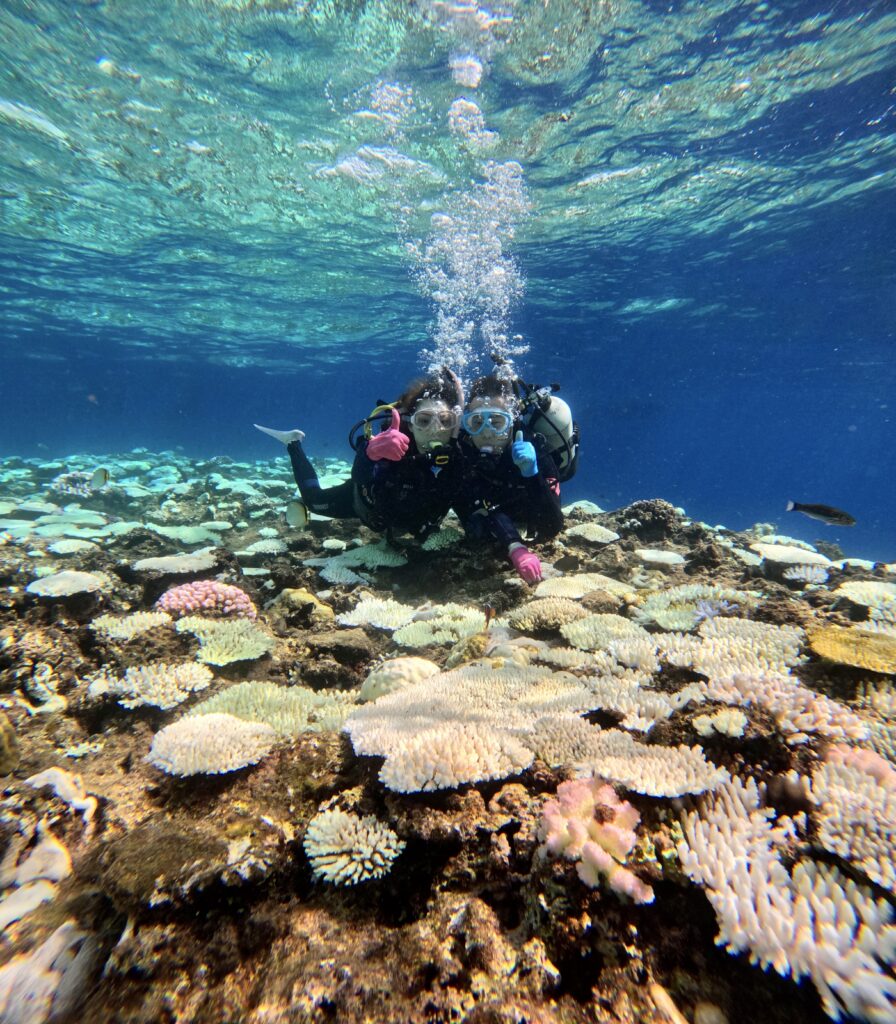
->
(287, 437, 463, 540)
(454, 432, 563, 550)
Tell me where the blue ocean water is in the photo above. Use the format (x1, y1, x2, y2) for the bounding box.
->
(1, 0, 894, 559)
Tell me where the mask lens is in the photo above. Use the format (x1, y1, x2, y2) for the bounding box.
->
(411, 409, 457, 431)
(463, 408, 510, 435)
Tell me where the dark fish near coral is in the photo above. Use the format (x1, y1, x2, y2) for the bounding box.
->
(786, 501, 855, 527)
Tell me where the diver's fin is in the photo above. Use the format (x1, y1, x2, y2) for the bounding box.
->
(254, 424, 305, 445)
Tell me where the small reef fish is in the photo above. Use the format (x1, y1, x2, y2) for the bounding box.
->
(90, 468, 110, 489)
(285, 499, 308, 529)
(786, 501, 855, 527)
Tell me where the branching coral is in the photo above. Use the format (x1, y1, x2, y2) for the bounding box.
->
(538, 776, 654, 903)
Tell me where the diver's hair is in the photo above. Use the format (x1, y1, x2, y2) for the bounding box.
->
(468, 374, 516, 408)
(394, 367, 463, 413)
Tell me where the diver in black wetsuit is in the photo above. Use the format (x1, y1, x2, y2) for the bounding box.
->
(254, 368, 465, 543)
(454, 375, 564, 583)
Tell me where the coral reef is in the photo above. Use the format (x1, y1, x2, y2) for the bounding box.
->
(1, 452, 894, 1024)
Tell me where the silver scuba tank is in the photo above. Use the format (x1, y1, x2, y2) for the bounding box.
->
(523, 387, 579, 480)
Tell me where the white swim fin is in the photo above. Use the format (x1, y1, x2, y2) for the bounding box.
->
(254, 423, 305, 445)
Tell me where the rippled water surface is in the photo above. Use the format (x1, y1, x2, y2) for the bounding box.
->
(2, 0, 894, 555)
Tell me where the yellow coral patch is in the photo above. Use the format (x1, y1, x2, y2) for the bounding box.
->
(810, 626, 896, 675)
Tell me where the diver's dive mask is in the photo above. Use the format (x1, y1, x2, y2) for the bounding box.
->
(408, 408, 459, 431)
(461, 408, 513, 436)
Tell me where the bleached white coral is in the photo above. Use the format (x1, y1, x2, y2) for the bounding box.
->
(132, 550, 217, 573)
(393, 603, 485, 647)
(580, 729, 728, 797)
(834, 580, 896, 608)
(582, 677, 702, 733)
(657, 617, 805, 678)
(693, 708, 748, 738)
(379, 721, 535, 793)
(750, 542, 830, 566)
(696, 672, 868, 745)
(148, 712, 276, 775)
(337, 596, 417, 630)
(175, 616, 275, 665)
(560, 613, 652, 653)
(678, 776, 896, 1023)
(303, 808, 404, 885)
(782, 564, 829, 586)
(565, 523, 619, 545)
(86, 662, 213, 710)
(91, 611, 173, 640)
(509, 597, 588, 633)
(535, 573, 635, 601)
(26, 571, 108, 598)
(810, 754, 896, 893)
(632, 584, 757, 631)
(188, 681, 356, 735)
(359, 657, 440, 702)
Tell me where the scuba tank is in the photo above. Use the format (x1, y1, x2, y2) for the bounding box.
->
(513, 379, 580, 482)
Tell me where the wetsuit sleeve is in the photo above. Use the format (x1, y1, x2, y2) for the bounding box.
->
(525, 444, 564, 541)
(286, 439, 356, 519)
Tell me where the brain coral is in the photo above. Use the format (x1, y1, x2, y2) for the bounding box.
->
(303, 808, 405, 886)
(148, 713, 276, 775)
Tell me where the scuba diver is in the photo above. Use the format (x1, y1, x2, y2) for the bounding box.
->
(254, 368, 465, 543)
(454, 372, 577, 584)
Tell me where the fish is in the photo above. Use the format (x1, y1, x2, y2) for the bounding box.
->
(90, 468, 110, 489)
(786, 501, 855, 527)
(285, 499, 308, 529)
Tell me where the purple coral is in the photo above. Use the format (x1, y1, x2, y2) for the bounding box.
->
(538, 776, 654, 904)
(155, 580, 257, 620)
(694, 599, 738, 623)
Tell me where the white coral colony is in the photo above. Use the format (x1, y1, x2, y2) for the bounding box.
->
(303, 808, 404, 886)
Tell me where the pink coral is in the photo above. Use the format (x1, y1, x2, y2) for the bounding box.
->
(539, 777, 654, 904)
(155, 580, 257, 620)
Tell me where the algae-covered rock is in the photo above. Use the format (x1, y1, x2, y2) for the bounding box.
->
(0, 710, 19, 774)
(810, 625, 896, 675)
(99, 819, 229, 908)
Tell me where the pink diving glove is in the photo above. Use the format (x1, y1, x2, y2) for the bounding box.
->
(509, 543, 542, 584)
(366, 408, 409, 462)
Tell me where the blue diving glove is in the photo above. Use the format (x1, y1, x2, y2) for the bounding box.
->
(511, 431, 538, 478)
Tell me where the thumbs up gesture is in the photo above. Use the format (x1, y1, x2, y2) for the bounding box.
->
(366, 408, 410, 462)
(511, 430, 538, 478)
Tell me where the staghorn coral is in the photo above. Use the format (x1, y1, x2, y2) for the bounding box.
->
(810, 748, 896, 893)
(303, 808, 405, 886)
(538, 776, 654, 903)
(678, 775, 896, 1023)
